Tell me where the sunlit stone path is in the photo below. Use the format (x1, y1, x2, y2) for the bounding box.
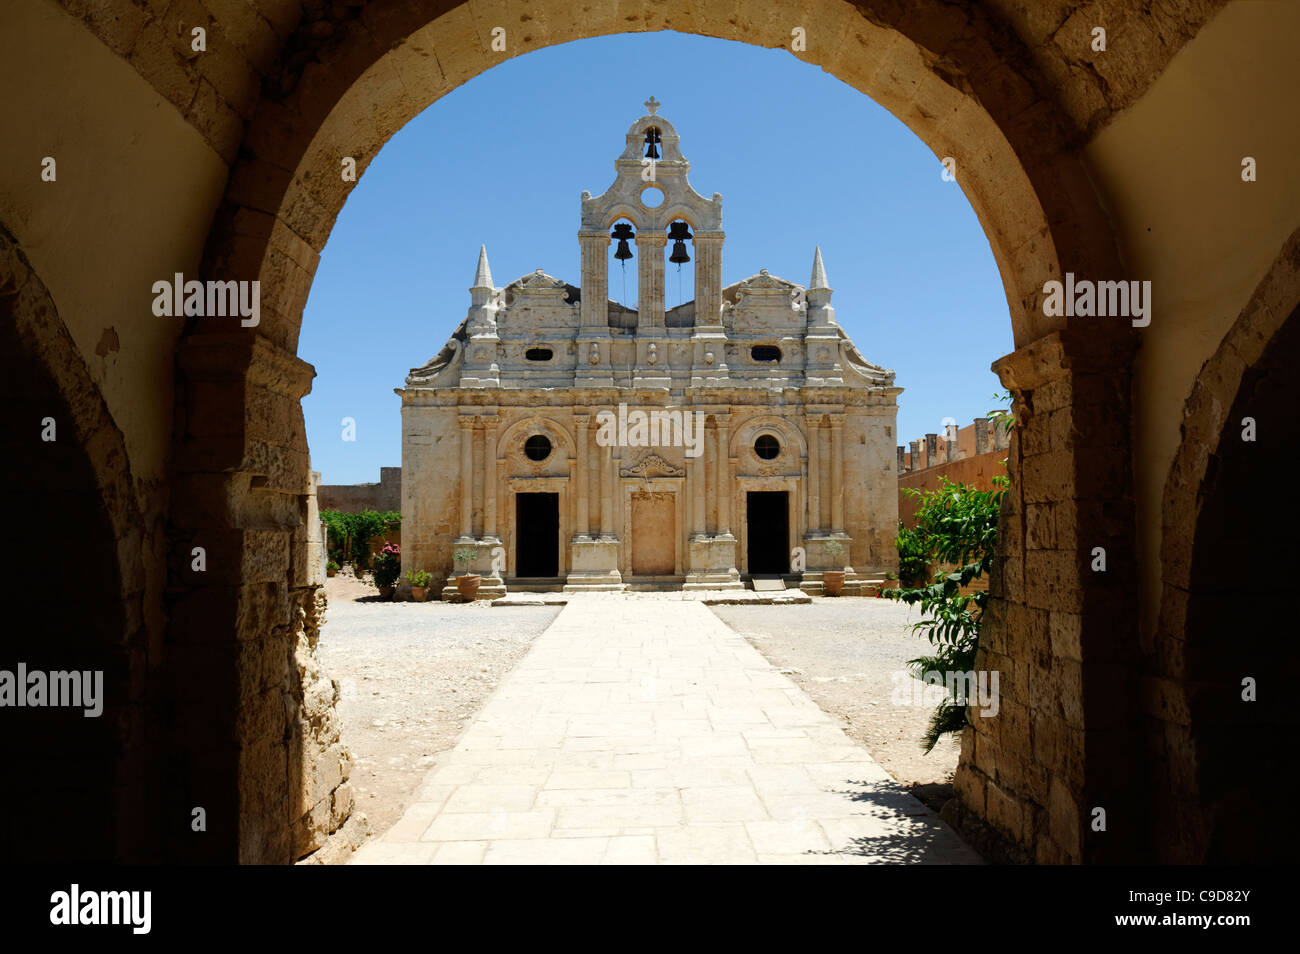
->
(350, 594, 981, 864)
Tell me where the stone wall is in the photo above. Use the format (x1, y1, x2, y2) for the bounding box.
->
(951, 328, 1139, 865)
(318, 465, 401, 513)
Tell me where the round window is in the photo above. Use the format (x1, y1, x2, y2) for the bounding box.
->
(524, 434, 552, 462)
(754, 435, 780, 460)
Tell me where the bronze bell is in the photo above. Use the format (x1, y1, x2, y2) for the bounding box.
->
(611, 223, 635, 261)
(643, 126, 661, 160)
(668, 221, 691, 265)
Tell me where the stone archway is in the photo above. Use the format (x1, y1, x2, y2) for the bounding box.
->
(171, 0, 1146, 862)
(1150, 227, 1300, 863)
(0, 228, 153, 861)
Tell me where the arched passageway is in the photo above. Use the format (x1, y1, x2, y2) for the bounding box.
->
(177, 0, 1138, 864)
(1150, 228, 1300, 863)
(4, 0, 1294, 864)
(0, 230, 151, 861)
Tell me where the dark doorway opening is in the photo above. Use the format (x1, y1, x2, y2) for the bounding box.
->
(747, 491, 789, 575)
(516, 493, 559, 577)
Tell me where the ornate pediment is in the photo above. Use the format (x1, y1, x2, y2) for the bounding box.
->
(739, 269, 795, 290)
(620, 453, 686, 478)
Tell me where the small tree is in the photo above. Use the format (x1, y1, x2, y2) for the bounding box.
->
(452, 545, 478, 577)
(886, 472, 1007, 752)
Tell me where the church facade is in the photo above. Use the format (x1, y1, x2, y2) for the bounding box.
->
(397, 101, 901, 597)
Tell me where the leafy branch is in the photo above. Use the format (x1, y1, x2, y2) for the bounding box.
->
(886, 472, 1007, 752)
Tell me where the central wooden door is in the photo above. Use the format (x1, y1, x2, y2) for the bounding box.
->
(631, 492, 675, 575)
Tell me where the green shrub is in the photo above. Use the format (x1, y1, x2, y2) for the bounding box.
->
(371, 543, 401, 590)
(320, 509, 400, 571)
(894, 522, 931, 588)
(887, 471, 1007, 752)
(405, 568, 433, 588)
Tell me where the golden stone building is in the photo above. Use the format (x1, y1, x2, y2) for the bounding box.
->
(398, 101, 902, 597)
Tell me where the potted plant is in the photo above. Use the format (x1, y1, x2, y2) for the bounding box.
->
(453, 545, 480, 602)
(822, 540, 845, 597)
(371, 543, 401, 599)
(405, 568, 432, 602)
(326, 560, 339, 578)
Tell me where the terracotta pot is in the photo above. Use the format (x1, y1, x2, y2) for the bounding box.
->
(822, 570, 845, 597)
(457, 574, 481, 601)
(378, 585, 395, 600)
(411, 586, 428, 603)
(326, 569, 337, 578)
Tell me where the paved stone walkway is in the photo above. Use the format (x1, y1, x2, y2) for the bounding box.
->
(350, 595, 981, 864)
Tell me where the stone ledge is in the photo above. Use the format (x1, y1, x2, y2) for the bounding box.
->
(493, 594, 570, 606)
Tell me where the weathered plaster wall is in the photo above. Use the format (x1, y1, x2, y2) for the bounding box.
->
(1082, 0, 1300, 641)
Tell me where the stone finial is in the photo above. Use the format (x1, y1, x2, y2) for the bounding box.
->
(472, 244, 493, 290)
(645, 96, 660, 115)
(810, 246, 830, 290)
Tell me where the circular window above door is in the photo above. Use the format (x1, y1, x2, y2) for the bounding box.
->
(524, 434, 552, 461)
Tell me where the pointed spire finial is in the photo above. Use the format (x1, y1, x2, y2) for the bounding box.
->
(644, 96, 660, 115)
(810, 246, 829, 290)
(473, 244, 493, 289)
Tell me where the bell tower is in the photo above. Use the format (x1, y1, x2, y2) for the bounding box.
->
(576, 98, 725, 389)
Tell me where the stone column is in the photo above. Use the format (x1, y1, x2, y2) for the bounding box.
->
(925, 433, 938, 468)
(599, 440, 614, 538)
(974, 417, 990, 455)
(578, 231, 610, 328)
(482, 416, 499, 539)
(897, 446, 906, 473)
(458, 416, 475, 539)
(636, 232, 666, 328)
(693, 232, 724, 328)
(705, 416, 715, 534)
(717, 414, 732, 535)
(691, 444, 706, 536)
(830, 415, 845, 533)
(806, 414, 822, 532)
(574, 413, 589, 537)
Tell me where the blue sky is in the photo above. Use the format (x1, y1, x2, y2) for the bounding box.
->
(300, 32, 1012, 485)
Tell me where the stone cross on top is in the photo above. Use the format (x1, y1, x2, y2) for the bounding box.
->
(644, 96, 660, 115)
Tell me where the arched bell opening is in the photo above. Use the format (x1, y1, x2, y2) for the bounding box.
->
(643, 125, 662, 160)
(664, 219, 696, 325)
(608, 217, 638, 329)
